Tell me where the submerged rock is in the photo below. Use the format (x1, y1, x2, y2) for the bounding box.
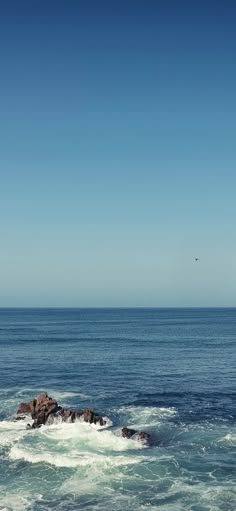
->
(137, 431, 150, 441)
(122, 427, 150, 442)
(121, 427, 137, 438)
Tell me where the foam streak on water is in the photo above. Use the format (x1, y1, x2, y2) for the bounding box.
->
(0, 308, 236, 510)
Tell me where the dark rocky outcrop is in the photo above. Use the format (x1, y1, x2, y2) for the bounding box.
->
(16, 392, 106, 429)
(137, 430, 150, 441)
(122, 426, 150, 442)
(80, 408, 106, 426)
(17, 399, 36, 417)
(121, 427, 137, 438)
(17, 392, 61, 427)
(16, 393, 150, 442)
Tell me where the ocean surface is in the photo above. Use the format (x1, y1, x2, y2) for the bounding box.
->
(0, 308, 236, 511)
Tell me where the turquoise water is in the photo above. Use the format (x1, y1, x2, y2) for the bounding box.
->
(0, 308, 236, 510)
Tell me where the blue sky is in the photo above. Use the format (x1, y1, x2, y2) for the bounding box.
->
(0, 0, 236, 306)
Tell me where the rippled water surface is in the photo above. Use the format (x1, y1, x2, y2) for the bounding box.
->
(0, 308, 236, 511)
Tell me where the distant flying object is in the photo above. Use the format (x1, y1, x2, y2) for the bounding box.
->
(195, 258, 199, 261)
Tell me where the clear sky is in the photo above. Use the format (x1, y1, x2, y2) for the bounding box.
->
(0, 0, 236, 307)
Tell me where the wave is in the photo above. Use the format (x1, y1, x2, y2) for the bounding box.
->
(0, 495, 34, 511)
(114, 405, 177, 429)
(7, 419, 147, 470)
(9, 446, 152, 468)
(47, 390, 91, 400)
(219, 433, 236, 445)
(0, 418, 31, 447)
(2, 411, 236, 511)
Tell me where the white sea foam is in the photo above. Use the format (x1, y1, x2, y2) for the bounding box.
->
(220, 433, 236, 444)
(115, 405, 177, 428)
(0, 388, 90, 407)
(7, 418, 148, 469)
(0, 494, 34, 511)
(13, 388, 91, 403)
(9, 445, 151, 468)
(0, 419, 31, 447)
(39, 421, 139, 451)
(47, 389, 91, 400)
(58, 454, 180, 502)
(87, 416, 113, 429)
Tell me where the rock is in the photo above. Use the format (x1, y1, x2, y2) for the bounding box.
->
(137, 431, 150, 441)
(34, 393, 58, 414)
(17, 399, 36, 416)
(16, 393, 106, 428)
(16, 394, 150, 444)
(15, 415, 27, 421)
(121, 427, 137, 438)
(16, 392, 60, 428)
(16, 403, 31, 415)
(31, 393, 60, 427)
(122, 426, 150, 442)
(80, 408, 106, 426)
(16, 393, 151, 446)
(59, 409, 75, 423)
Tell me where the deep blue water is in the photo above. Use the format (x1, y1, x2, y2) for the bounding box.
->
(0, 308, 236, 511)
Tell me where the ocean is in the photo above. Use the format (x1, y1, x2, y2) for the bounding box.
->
(0, 308, 236, 511)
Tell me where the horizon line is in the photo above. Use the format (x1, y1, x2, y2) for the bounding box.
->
(0, 306, 235, 310)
